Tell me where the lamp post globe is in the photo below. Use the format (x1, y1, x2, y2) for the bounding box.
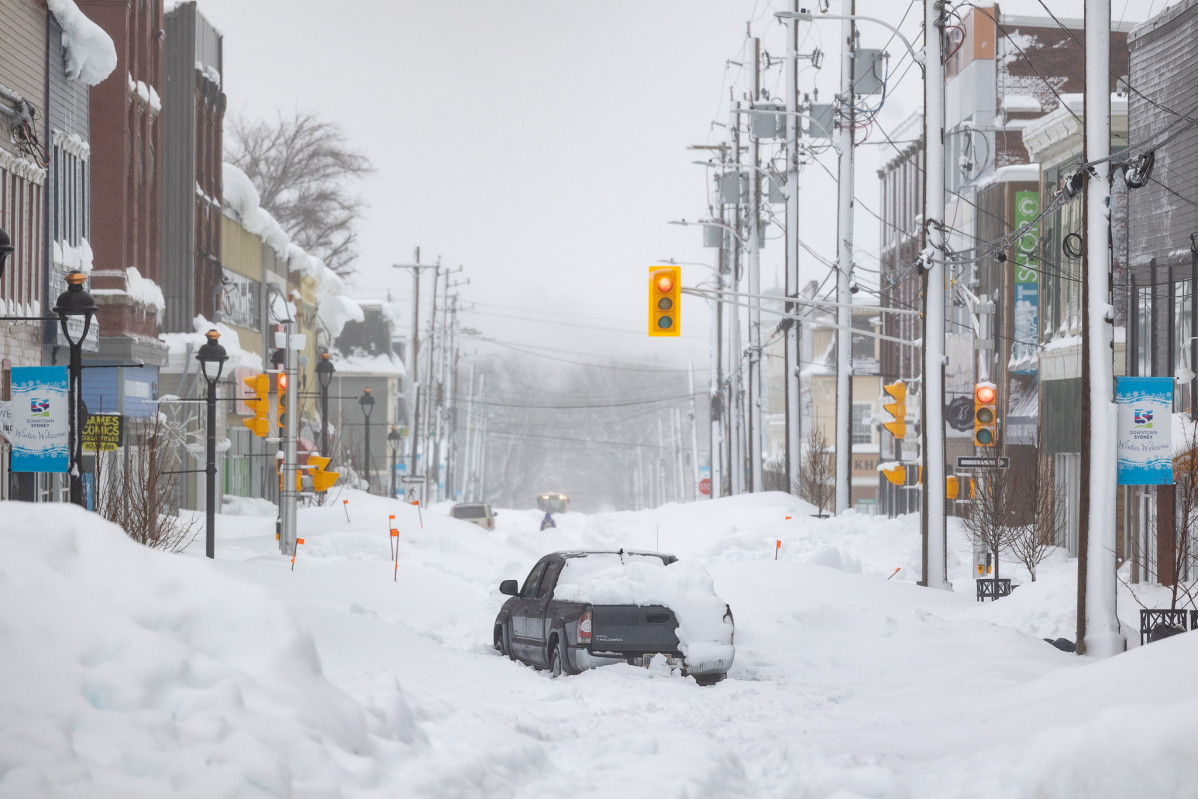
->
(387, 425, 401, 498)
(196, 329, 228, 559)
(52, 271, 98, 507)
(359, 388, 375, 493)
(315, 352, 335, 457)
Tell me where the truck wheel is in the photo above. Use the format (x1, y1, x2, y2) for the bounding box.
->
(495, 624, 515, 661)
(549, 638, 566, 678)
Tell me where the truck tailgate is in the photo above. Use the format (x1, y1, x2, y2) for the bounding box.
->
(589, 605, 680, 652)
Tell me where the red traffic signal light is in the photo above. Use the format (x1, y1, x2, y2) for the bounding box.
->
(648, 265, 681, 337)
(973, 383, 998, 447)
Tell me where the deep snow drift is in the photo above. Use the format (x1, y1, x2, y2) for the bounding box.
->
(2, 491, 1197, 798)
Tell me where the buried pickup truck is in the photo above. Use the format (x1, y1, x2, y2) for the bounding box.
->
(493, 550, 734, 684)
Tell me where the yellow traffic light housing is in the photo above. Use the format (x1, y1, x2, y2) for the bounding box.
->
(648, 265, 681, 337)
(243, 374, 270, 437)
(308, 455, 339, 492)
(946, 475, 960, 500)
(973, 383, 997, 447)
(276, 372, 289, 430)
(881, 380, 907, 439)
(880, 464, 907, 486)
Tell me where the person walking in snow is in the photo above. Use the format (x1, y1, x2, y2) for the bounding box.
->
(540, 512, 556, 531)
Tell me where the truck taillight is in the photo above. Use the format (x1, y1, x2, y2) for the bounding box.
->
(578, 610, 592, 640)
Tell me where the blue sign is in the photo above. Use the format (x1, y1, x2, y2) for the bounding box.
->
(11, 366, 70, 473)
(1116, 376, 1174, 486)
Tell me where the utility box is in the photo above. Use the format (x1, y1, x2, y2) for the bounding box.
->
(808, 103, 835, 139)
(751, 102, 786, 139)
(702, 223, 725, 249)
(853, 49, 886, 96)
(718, 173, 746, 205)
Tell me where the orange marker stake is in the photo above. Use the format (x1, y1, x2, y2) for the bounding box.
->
(291, 538, 305, 572)
(887, 567, 901, 580)
(390, 520, 400, 582)
(342, 499, 351, 522)
(775, 540, 781, 560)
(412, 499, 423, 528)
(388, 514, 397, 560)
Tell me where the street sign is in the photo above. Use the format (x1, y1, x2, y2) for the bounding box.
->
(699, 477, 711, 496)
(401, 475, 426, 483)
(956, 456, 1010, 470)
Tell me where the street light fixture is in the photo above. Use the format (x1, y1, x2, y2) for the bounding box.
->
(315, 351, 335, 458)
(196, 329, 228, 560)
(359, 387, 375, 493)
(52, 270, 97, 507)
(387, 425, 401, 498)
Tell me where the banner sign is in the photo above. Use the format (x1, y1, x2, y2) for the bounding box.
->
(1116, 376, 1174, 486)
(10, 366, 70, 473)
(82, 414, 123, 451)
(1011, 190, 1040, 374)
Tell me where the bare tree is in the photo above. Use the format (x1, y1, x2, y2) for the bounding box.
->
(1007, 454, 1058, 582)
(93, 414, 199, 552)
(1167, 425, 1198, 610)
(226, 110, 374, 276)
(797, 426, 834, 517)
(960, 465, 1021, 593)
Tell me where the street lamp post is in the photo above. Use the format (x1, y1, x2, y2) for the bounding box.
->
(387, 425, 401, 498)
(359, 388, 375, 492)
(315, 351, 335, 457)
(52, 271, 97, 507)
(196, 329, 228, 560)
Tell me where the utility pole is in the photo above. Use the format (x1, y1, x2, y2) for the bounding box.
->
(834, 3, 857, 514)
(748, 35, 765, 493)
(785, 0, 804, 494)
(921, 0, 951, 590)
(689, 363, 702, 500)
(1078, 0, 1122, 657)
(393, 248, 439, 501)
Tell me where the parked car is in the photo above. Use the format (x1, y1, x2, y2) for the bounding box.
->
(493, 549, 735, 685)
(451, 503, 496, 530)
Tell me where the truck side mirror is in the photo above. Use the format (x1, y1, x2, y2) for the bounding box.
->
(499, 579, 518, 596)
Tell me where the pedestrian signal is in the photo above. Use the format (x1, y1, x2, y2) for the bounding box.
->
(973, 383, 997, 447)
(881, 381, 906, 439)
(243, 374, 270, 437)
(648, 265, 681, 337)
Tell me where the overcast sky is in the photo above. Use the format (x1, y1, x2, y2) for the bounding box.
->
(193, 0, 1167, 367)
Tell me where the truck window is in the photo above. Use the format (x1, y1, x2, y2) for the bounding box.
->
(520, 562, 547, 599)
(536, 560, 563, 598)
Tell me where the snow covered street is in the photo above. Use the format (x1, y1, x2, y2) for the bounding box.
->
(3, 492, 1197, 798)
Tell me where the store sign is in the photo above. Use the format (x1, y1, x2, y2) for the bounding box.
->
(82, 414, 124, 451)
(1011, 191, 1040, 374)
(10, 366, 69, 473)
(1116, 377, 1173, 486)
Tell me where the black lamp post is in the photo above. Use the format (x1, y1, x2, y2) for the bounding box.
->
(0, 226, 13, 284)
(359, 387, 375, 492)
(196, 329, 228, 559)
(52, 270, 97, 507)
(315, 351, 335, 457)
(387, 425, 401, 498)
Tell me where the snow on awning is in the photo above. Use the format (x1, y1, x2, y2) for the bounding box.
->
(1006, 382, 1039, 446)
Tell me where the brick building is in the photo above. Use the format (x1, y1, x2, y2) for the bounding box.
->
(77, 0, 169, 393)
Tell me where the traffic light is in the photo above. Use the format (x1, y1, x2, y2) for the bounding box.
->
(648, 265, 681, 337)
(243, 374, 270, 437)
(946, 475, 959, 500)
(880, 464, 907, 486)
(308, 455, 339, 493)
(881, 380, 906, 439)
(973, 383, 998, 447)
(276, 372, 289, 430)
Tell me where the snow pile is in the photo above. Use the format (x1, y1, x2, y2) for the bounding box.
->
(158, 315, 264, 373)
(52, 238, 94, 274)
(47, 0, 117, 86)
(0, 501, 419, 796)
(553, 552, 734, 665)
(222, 163, 363, 341)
